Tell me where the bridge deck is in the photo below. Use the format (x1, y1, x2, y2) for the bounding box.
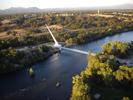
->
(62, 47, 96, 56)
(46, 24, 96, 56)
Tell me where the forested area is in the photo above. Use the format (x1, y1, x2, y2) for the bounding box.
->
(71, 41, 133, 100)
(0, 45, 58, 74)
(0, 11, 133, 46)
(0, 11, 133, 74)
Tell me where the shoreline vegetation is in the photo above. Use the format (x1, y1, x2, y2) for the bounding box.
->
(0, 10, 133, 75)
(0, 45, 59, 74)
(71, 41, 133, 100)
(1, 11, 133, 48)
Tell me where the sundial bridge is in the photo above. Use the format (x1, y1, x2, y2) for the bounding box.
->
(45, 24, 95, 56)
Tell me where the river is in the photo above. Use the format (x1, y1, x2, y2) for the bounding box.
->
(0, 31, 133, 100)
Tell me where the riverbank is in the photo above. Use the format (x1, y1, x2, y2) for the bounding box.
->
(71, 41, 133, 100)
(0, 31, 133, 100)
(65, 28, 133, 46)
(0, 45, 59, 75)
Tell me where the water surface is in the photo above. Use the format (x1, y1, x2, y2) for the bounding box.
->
(0, 31, 133, 100)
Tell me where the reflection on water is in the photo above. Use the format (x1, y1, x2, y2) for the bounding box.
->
(72, 31, 133, 53)
(0, 31, 133, 100)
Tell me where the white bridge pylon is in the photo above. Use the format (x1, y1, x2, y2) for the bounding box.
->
(45, 24, 61, 48)
(46, 24, 94, 55)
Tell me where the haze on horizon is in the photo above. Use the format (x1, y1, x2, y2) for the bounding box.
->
(0, 0, 133, 10)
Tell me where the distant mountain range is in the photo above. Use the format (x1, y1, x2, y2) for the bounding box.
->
(0, 4, 133, 15)
(0, 7, 42, 15)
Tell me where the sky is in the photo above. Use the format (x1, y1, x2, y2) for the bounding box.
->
(0, 0, 133, 9)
